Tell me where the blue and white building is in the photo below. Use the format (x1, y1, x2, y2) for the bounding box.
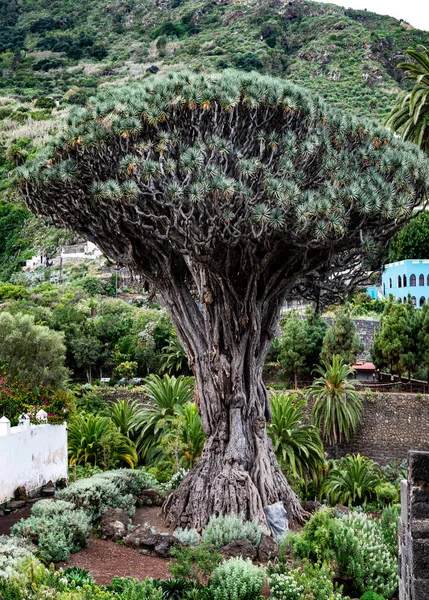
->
(381, 259, 429, 307)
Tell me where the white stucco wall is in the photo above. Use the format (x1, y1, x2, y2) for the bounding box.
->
(0, 421, 68, 502)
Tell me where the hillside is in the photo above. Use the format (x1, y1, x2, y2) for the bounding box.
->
(0, 0, 428, 280)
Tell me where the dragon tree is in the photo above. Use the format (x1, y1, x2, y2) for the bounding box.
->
(18, 72, 429, 530)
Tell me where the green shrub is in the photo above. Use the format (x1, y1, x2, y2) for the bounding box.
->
(360, 592, 386, 600)
(286, 508, 398, 597)
(0, 535, 37, 579)
(11, 500, 91, 562)
(62, 566, 94, 587)
(169, 543, 222, 584)
(210, 557, 265, 600)
(56, 473, 134, 521)
(375, 482, 399, 505)
(108, 576, 163, 599)
(202, 513, 267, 549)
(56, 469, 156, 521)
(34, 96, 56, 109)
(269, 561, 343, 600)
(173, 527, 200, 546)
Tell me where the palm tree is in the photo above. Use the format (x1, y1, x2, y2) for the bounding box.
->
(159, 332, 190, 375)
(68, 413, 138, 468)
(307, 355, 363, 449)
(268, 392, 325, 484)
(321, 454, 381, 507)
(386, 45, 429, 152)
(134, 374, 195, 462)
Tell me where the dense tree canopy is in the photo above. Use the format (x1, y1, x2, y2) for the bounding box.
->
(388, 210, 429, 261)
(19, 71, 429, 529)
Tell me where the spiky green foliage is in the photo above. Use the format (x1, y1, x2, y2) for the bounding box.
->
(19, 72, 429, 307)
(268, 393, 324, 483)
(322, 454, 381, 506)
(308, 355, 363, 446)
(67, 412, 138, 468)
(134, 374, 195, 462)
(386, 45, 429, 153)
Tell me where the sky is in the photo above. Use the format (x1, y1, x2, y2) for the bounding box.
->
(318, 0, 429, 31)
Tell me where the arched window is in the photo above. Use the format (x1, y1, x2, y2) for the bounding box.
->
(419, 274, 424, 286)
(412, 296, 417, 306)
(403, 274, 407, 287)
(427, 274, 429, 286)
(404, 296, 407, 304)
(410, 274, 416, 287)
(398, 275, 402, 288)
(420, 296, 426, 307)
(389, 278, 392, 288)
(383, 283, 385, 296)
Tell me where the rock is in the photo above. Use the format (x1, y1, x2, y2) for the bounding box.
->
(302, 500, 322, 515)
(334, 504, 350, 516)
(138, 489, 165, 507)
(41, 486, 55, 497)
(146, 65, 159, 74)
(123, 524, 159, 548)
(154, 534, 180, 557)
(6, 500, 26, 511)
(220, 539, 257, 560)
(257, 533, 279, 562)
(14, 486, 28, 501)
(0, 509, 4, 517)
(100, 507, 130, 541)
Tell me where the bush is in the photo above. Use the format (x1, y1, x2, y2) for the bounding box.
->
(169, 543, 222, 584)
(210, 558, 265, 600)
(173, 527, 200, 546)
(56, 469, 156, 521)
(0, 536, 36, 579)
(269, 561, 343, 600)
(286, 508, 398, 597)
(11, 499, 91, 562)
(34, 96, 56, 109)
(108, 576, 162, 599)
(202, 513, 267, 549)
(62, 566, 94, 587)
(360, 592, 386, 600)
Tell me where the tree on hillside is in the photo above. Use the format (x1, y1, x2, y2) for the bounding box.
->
(18, 72, 429, 529)
(386, 45, 429, 153)
(418, 301, 429, 382)
(0, 311, 68, 388)
(389, 210, 429, 261)
(321, 305, 363, 366)
(279, 309, 326, 387)
(371, 296, 417, 378)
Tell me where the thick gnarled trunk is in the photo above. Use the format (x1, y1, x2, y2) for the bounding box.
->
(159, 270, 304, 531)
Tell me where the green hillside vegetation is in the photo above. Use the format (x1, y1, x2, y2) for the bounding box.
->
(0, 0, 428, 280)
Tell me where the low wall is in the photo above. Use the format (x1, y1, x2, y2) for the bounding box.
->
(0, 419, 68, 502)
(324, 393, 429, 464)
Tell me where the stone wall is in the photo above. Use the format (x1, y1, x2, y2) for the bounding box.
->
(399, 451, 429, 600)
(324, 393, 429, 464)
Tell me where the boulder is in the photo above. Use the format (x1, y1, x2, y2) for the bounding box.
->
(0, 509, 4, 517)
(14, 486, 28, 501)
(138, 489, 165, 507)
(6, 500, 26, 511)
(100, 507, 130, 541)
(302, 500, 322, 515)
(123, 524, 159, 548)
(257, 533, 279, 562)
(220, 539, 257, 560)
(334, 504, 350, 516)
(154, 533, 180, 557)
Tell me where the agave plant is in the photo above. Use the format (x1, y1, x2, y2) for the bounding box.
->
(134, 374, 195, 462)
(68, 413, 138, 468)
(267, 393, 324, 483)
(321, 454, 381, 507)
(308, 355, 363, 447)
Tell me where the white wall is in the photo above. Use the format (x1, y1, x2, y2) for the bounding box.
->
(0, 420, 68, 502)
